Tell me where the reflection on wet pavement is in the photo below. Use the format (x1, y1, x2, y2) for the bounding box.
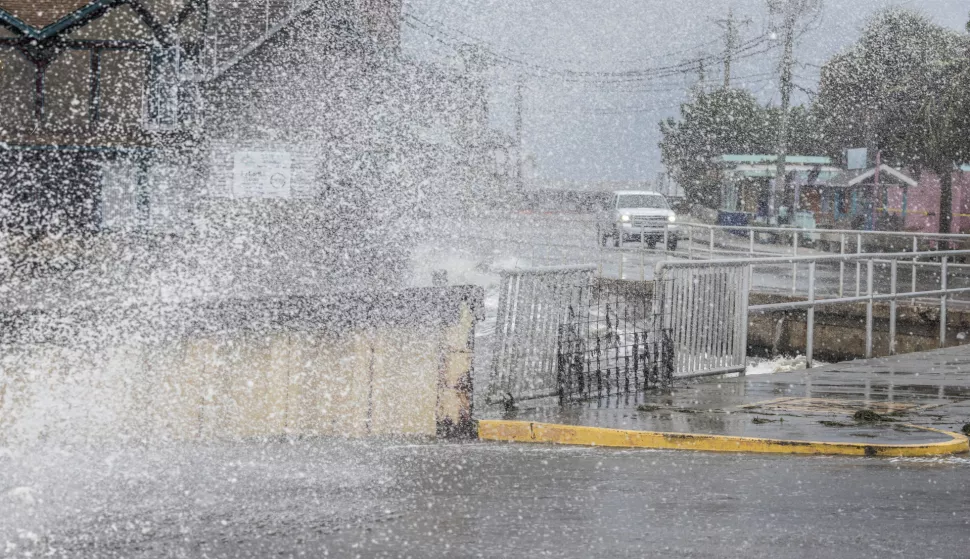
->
(493, 344, 970, 444)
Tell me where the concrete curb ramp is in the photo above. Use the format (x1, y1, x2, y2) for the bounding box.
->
(478, 420, 970, 457)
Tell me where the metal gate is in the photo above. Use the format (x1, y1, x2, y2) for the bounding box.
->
(488, 266, 671, 407)
(489, 266, 595, 406)
(653, 261, 750, 378)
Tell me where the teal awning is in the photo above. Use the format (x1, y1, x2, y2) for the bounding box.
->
(725, 164, 842, 181)
(720, 154, 833, 166)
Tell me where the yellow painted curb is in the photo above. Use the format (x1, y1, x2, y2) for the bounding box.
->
(478, 420, 970, 457)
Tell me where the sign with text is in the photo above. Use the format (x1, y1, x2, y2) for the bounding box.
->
(232, 151, 292, 199)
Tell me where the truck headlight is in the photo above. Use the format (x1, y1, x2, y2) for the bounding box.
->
(668, 214, 677, 223)
(620, 215, 631, 223)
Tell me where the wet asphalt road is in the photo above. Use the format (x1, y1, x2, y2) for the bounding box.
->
(3, 440, 969, 558)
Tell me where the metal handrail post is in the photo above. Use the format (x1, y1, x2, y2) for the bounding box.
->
(688, 226, 694, 260)
(749, 229, 755, 256)
(865, 259, 874, 359)
(940, 257, 948, 348)
(911, 236, 918, 304)
(889, 260, 898, 356)
(739, 263, 752, 376)
(663, 224, 669, 258)
(792, 232, 798, 294)
(641, 225, 645, 250)
(839, 233, 845, 297)
(709, 228, 714, 260)
(619, 250, 624, 280)
(806, 261, 816, 368)
(855, 234, 862, 297)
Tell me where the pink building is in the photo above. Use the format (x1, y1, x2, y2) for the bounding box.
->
(886, 166, 970, 233)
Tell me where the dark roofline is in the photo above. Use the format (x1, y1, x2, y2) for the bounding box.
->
(0, 1, 122, 40)
(0, 0, 183, 45)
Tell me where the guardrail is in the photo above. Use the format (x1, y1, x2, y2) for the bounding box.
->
(655, 249, 970, 378)
(679, 223, 970, 296)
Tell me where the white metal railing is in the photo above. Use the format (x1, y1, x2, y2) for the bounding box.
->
(489, 265, 595, 405)
(679, 222, 970, 295)
(655, 249, 970, 378)
(653, 261, 750, 379)
(442, 215, 970, 288)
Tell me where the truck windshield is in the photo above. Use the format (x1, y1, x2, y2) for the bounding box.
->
(616, 195, 667, 209)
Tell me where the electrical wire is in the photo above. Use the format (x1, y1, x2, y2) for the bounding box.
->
(403, 12, 775, 83)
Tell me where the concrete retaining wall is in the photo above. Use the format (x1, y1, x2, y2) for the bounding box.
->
(0, 287, 481, 444)
(748, 293, 970, 361)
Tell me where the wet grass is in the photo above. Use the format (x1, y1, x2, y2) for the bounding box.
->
(819, 410, 899, 428)
(636, 405, 662, 412)
(752, 417, 782, 425)
(962, 424, 970, 436)
(636, 405, 704, 414)
(852, 410, 897, 423)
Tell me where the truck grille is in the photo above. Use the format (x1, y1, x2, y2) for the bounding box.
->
(631, 216, 668, 228)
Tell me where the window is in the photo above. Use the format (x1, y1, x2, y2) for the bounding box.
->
(146, 46, 179, 129)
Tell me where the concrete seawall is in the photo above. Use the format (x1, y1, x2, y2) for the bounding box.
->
(747, 293, 970, 361)
(0, 287, 482, 444)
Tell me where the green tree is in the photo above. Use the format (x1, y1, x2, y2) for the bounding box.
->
(659, 88, 820, 208)
(814, 9, 970, 233)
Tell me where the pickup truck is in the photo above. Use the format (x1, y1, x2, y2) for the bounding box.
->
(598, 190, 678, 250)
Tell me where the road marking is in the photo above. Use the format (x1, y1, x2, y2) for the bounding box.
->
(478, 420, 970, 457)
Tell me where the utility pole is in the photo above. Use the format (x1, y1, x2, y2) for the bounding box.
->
(514, 79, 524, 191)
(769, 4, 797, 223)
(715, 8, 751, 88)
(723, 9, 736, 89)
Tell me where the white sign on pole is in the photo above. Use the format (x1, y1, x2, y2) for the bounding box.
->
(846, 148, 868, 171)
(232, 151, 292, 199)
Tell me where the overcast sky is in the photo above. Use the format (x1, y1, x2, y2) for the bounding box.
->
(401, 0, 969, 183)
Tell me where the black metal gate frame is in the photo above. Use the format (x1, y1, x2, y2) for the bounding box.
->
(556, 279, 673, 405)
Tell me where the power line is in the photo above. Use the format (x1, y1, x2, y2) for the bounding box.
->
(525, 74, 782, 116)
(415, 6, 731, 67)
(403, 12, 773, 83)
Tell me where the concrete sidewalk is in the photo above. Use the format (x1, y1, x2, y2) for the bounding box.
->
(480, 345, 970, 455)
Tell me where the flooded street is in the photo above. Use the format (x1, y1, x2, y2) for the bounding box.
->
(3, 440, 968, 558)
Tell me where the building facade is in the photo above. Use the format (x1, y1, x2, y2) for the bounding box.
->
(0, 0, 432, 236)
(0, 0, 210, 233)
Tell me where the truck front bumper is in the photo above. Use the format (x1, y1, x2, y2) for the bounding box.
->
(619, 224, 678, 241)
